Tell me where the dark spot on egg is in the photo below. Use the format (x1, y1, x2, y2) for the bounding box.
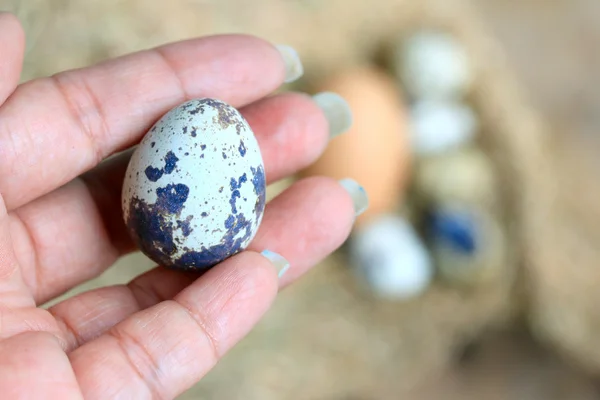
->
(250, 166, 265, 195)
(188, 105, 203, 115)
(176, 215, 194, 237)
(428, 210, 478, 255)
(239, 141, 247, 156)
(229, 190, 241, 214)
(125, 183, 190, 268)
(163, 151, 179, 174)
(151, 142, 156, 148)
(155, 183, 189, 214)
(201, 212, 208, 217)
(175, 213, 254, 271)
(182, 126, 187, 134)
(144, 151, 179, 182)
(230, 173, 248, 191)
(250, 165, 266, 220)
(222, 152, 227, 159)
(191, 128, 197, 137)
(144, 166, 163, 182)
(196, 98, 246, 135)
(201, 144, 206, 150)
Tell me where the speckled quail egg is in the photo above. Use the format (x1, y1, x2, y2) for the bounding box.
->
(409, 100, 478, 156)
(121, 98, 266, 271)
(413, 146, 497, 208)
(395, 30, 473, 100)
(350, 213, 433, 300)
(427, 205, 506, 288)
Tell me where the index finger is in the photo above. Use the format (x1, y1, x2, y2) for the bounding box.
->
(0, 34, 290, 210)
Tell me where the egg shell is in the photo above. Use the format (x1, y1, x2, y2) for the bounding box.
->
(427, 205, 506, 288)
(350, 213, 433, 300)
(396, 30, 473, 100)
(122, 98, 266, 271)
(300, 66, 411, 226)
(413, 146, 498, 208)
(409, 100, 478, 156)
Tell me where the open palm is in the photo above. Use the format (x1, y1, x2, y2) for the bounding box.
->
(0, 13, 358, 399)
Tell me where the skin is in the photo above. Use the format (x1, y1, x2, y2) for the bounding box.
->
(0, 13, 355, 399)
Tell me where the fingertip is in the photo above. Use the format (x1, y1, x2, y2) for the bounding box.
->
(0, 11, 25, 103)
(0, 12, 25, 60)
(191, 33, 288, 101)
(278, 174, 358, 232)
(0, 11, 25, 36)
(226, 250, 281, 298)
(297, 175, 357, 240)
(254, 175, 356, 286)
(179, 249, 280, 311)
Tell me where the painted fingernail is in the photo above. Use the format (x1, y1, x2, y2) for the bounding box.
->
(313, 92, 353, 139)
(276, 45, 304, 83)
(338, 178, 369, 217)
(261, 250, 291, 278)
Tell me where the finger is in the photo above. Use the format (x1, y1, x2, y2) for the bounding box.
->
(69, 250, 279, 399)
(50, 177, 356, 352)
(0, 12, 24, 104)
(0, 332, 82, 399)
(0, 193, 35, 310)
(0, 34, 289, 210)
(17, 92, 330, 304)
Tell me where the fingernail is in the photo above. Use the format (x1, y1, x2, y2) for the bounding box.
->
(338, 178, 369, 217)
(261, 250, 291, 278)
(313, 92, 353, 139)
(276, 45, 304, 83)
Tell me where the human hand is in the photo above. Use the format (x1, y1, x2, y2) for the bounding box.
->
(0, 13, 365, 399)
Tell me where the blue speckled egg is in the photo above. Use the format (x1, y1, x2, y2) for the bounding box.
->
(427, 205, 506, 288)
(121, 98, 266, 271)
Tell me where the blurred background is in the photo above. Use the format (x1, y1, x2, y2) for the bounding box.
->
(4, 0, 600, 398)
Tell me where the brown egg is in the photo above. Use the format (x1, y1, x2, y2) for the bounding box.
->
(301, 66, 411, 226)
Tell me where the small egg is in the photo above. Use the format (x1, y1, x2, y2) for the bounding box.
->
(409, 100, 478, 156)
(427, 205, 506, 288)
(395, 30, 473, 100)
(300, 66, 412, 226)
(413, 146, 497, 207)
(349, 214, 433, 300)
(121, 98, 266, 271)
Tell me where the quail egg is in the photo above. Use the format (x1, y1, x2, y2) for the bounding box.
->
(122, 98, 266, 271)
